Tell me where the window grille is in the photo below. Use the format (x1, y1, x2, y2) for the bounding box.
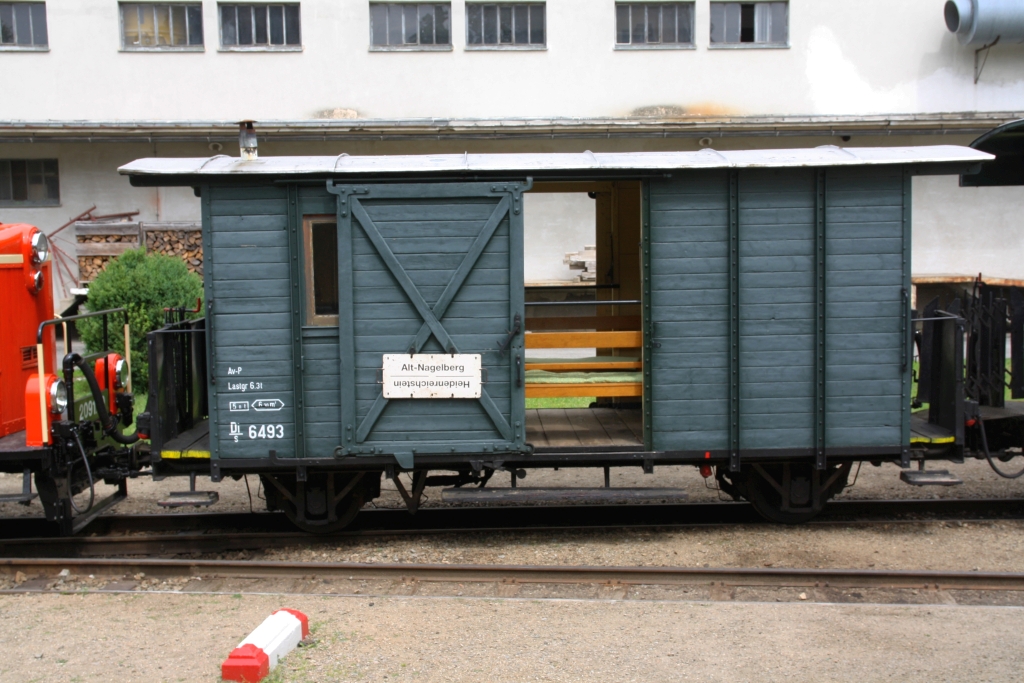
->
(710, 2, 787, 45)
(615, 3, 694, 46)
(370, 3, 451, 48)
(221, 3, 301, 47)
(0, 2, 47, 47)
(121, 3, 203, 49)
(466, 3, 544, 47)
(0, 159, 59, 206)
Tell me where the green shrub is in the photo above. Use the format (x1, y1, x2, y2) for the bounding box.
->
(78, 248, 203, 390)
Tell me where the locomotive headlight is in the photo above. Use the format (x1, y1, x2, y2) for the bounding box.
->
(31, 231, 49, 264)
(49, 378, 67, 414)
(115, 358, 128, 389)
(31, 270, 43, 293)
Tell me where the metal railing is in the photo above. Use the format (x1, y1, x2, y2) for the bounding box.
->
(35, 308, 128, 445)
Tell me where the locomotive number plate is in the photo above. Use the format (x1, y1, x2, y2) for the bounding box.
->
(382, 354, 482, 399)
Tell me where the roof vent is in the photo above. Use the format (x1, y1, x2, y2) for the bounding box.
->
(945, 0, 1024, 46)
(238, 121, 258, 161)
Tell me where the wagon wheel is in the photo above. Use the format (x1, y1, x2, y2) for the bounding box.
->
(261, 472, 376, 534)
(743, 462, 852, 524)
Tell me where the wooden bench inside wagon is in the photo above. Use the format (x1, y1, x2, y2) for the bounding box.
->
(524, 330, 643, 398)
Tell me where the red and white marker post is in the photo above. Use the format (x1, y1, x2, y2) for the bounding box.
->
(221, 608, 310, 682)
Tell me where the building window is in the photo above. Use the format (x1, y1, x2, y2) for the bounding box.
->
(0, 2, 47, 48)
(615, 3, 693, 47)
(710, 2, 787, 46)
(120, 4, 203, 49)
(220, 3, 301, 48)
(303, 217, 339, 325)
(466, 3, 544, 47)
(370, 3, 450, 49)
(0, 160, 59, 206)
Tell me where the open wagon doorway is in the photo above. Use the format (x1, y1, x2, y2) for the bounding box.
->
(522, 181, 646, 452)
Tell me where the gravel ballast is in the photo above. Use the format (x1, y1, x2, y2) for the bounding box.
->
(1, 592, 1022, 682)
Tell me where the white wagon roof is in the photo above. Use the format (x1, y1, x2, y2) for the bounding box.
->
(120, 145, 992, 177)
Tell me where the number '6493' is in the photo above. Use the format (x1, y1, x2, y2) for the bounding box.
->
(249, 424, 284, 439)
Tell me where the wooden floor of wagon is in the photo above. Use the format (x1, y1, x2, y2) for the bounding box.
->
(526, 407, 643, 450)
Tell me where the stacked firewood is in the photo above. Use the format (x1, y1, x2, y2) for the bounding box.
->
(145, 230, 203, 276)
(76, 234, 138, 281)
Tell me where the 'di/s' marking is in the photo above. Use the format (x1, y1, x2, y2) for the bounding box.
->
(227, 422, 284, 442)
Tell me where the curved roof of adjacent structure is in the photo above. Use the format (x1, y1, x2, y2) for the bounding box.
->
(964, 119, 1024, 187)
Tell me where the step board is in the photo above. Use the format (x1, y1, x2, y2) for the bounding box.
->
(0, 470, 37, 505)
(441, 487, 687, 504)
(900, 469, 963, 486)
(158, 491, 220, 508)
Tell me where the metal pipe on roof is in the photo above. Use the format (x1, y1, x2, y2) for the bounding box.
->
(238, 121, 258, 160)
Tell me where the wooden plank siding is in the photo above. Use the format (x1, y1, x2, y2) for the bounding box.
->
(348, 196, 512, 445)
(824, 167, 906, 448)
(648, 170, 731, 450)
(738, 168, 816, 449)
(648, 167, 908, 454)
(206, 185, 297, 458)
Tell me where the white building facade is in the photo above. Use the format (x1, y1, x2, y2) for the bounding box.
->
(2, 0, 1023, 292)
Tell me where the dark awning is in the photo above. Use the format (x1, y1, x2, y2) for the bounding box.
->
(963, 119, 1024, 186)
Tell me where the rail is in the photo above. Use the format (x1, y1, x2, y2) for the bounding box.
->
(4, 558, 1024, 595)
(3, 498, 1022, 555)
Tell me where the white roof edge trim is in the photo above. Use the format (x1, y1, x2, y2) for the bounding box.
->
(118, 146, 994, 176)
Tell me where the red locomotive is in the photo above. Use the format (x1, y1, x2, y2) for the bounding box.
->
(0, 221, 142, 534)
(0, 222, 56, 441)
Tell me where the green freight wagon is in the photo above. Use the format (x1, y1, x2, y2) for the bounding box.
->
(122, 144, 991, 528)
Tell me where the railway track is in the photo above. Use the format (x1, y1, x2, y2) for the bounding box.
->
(1, 497, 1023, 558)
(2, 557, 1024, 606)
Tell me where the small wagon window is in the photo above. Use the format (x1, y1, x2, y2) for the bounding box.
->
(304, 217, 339, 325)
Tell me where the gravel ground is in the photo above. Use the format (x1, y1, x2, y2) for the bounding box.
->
(2, 457, 1023, 519)
(250, 520, 1024, 573)
(1, 591, 1022, 682)
(4, 457, 1024, 681)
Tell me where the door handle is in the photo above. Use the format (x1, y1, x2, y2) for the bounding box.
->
(497, 313, 522, 356)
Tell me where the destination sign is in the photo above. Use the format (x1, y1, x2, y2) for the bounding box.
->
(382, 354, 482, 399)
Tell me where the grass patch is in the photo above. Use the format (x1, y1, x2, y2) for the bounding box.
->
(526, 396, 596, 409)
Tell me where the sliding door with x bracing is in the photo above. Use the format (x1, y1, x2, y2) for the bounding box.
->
(327, 181, 531, 468)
